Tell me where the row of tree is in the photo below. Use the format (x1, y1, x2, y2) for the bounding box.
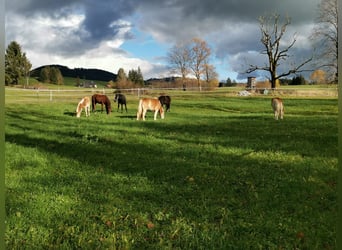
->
(110, 67, 144, 89)
(40, 66, 64, 85)
(167, 37, 217, 90)
(219, 71, 324, 87)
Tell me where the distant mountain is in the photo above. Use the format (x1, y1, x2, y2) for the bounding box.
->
(31, 64, 117, 82)
(145, 76, 181, 85)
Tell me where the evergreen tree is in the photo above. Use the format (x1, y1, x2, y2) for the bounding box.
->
(136, 67, 144, 85)
(291, 75, 306, 85)
(39, 66, 64, 85)
(117, 68, 127, 83)
(40, 66, 51, 83)
(50, 67, 64, 85)
(22, 53, 32, 87)
(128, 69, 136, 83)
(128, 67, 144, 86)
(5, 41, 32, 85)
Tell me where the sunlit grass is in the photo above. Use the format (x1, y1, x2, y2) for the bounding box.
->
(5, 93, 337, 249)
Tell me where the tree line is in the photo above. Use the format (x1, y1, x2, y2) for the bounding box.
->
(107, 67, 144, 89)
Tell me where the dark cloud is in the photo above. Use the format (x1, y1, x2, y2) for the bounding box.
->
(7, 0, 319, 50)
(6, 0, 136, 54)
(137, 0, 319, 39)
(6, 0, 320, 78)
(81, 0, 135, 41)
(136, 0, 319, 70)
(6, 0, 81, 18)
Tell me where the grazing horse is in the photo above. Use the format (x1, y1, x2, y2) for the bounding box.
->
(114, 93, 127, 113)
(76, 96, 91, 118)
(271, 97, 284, 120)
(92, 94, 111, 114)
(136, 98, 165, 121)
(158, 95, 171, 112)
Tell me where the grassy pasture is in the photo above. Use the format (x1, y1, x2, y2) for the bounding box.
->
(5, 89, 337, 249)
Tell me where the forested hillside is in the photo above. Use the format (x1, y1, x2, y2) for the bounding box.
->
(31, 64, 117, 82)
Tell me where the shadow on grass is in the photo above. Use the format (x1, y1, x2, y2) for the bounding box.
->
(5, 102, 338, 249)
(63, 111, 76, 117)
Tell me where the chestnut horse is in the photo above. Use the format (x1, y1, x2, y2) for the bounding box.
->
(76, 96, 91, 117)
(136, 98, 165, 121)
(92, 94, 111, 114)
(271, 97, 284, 120)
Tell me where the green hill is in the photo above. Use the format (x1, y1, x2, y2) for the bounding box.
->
(31, 64, 117, 82)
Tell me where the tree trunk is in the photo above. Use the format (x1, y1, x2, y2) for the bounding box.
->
(271, 70, 277, 89)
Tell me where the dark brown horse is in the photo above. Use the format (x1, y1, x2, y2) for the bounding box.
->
(92, 94, 111, 114)
(158, 95, 171, 112)
(114, 93, 127, 113)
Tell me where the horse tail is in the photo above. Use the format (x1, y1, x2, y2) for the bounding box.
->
(91, 95, 96, 111)
(137, 99, 143, 120)
(105, 96, 111, 114)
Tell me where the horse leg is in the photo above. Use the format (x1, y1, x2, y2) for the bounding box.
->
(143, 109, 147, 121)
(154, 110, 158, 120)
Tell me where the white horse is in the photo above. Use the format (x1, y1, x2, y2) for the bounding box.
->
(136, 98, 165, 121)
(76, 96, 91, 118)
(271, 97, 284, 120)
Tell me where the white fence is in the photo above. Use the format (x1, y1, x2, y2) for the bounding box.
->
(5, 86, 338, 104)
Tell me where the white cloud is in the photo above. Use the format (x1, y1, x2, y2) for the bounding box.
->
(6, 12, 167, 79)
(6, 0, 320, 80)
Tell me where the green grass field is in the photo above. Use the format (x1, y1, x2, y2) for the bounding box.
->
(5, 88, 337, 249)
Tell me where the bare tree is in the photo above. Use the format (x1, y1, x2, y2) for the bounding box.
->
(167, 42, 191, 85)
(246, 13, 312, 89)
(311, 0, 338, 83)
(203, 61, 218, 83)
(189, 38, 211, 91)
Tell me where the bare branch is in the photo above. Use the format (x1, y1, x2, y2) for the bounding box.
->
(311, 0, 338, 82)
(246, 13, 312, 88)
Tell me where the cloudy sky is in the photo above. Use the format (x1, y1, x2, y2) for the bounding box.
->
(5, 0, 320, 81)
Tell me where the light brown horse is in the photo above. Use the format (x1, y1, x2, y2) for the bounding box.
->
(136, 98, 165, 121)
(271, 97, 284, 120)
(76, 96, 91, 117)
